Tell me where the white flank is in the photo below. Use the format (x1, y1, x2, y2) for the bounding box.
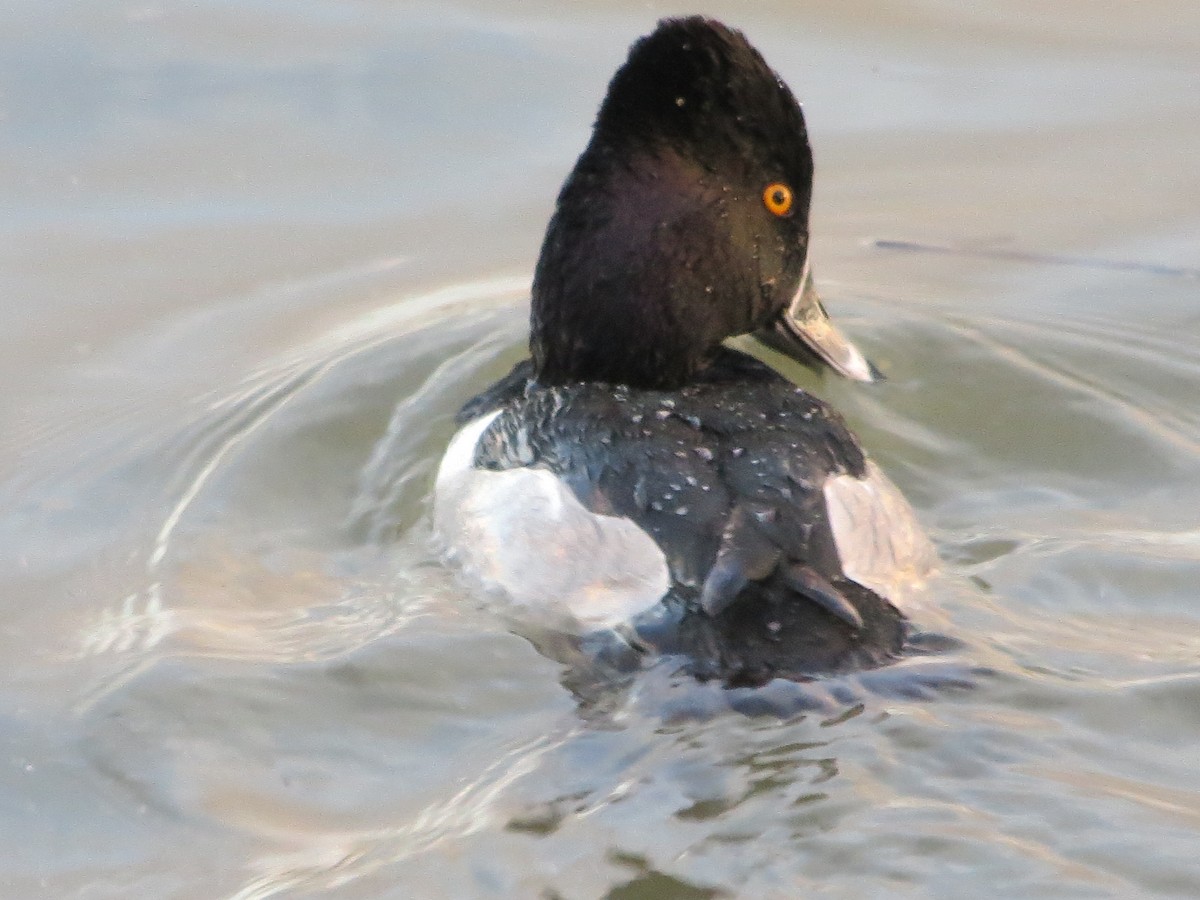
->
(822, 461, 937, 610)
(434, 414, 670, 631)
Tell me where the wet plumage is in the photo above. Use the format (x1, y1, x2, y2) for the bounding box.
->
(435, 17, 935, 686)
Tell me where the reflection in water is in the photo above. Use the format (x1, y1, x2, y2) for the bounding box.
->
(53, 269, 1200, 898)
(74, 277, 528, 671)
(6, 256, 1198, 899)
(7, 263, 1199, 898)
(229, 730, 571, 900)
(943, 318, 1200, 458)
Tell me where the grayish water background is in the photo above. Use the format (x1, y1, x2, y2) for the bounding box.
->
(3, 1, 1200, 896)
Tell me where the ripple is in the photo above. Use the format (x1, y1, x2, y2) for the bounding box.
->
(30, 263, 1200, 900)
(73, 275, 528, 686)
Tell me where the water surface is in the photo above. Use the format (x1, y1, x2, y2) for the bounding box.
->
(3, 2, 1200, 897)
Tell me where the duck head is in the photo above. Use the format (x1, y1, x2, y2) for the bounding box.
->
(530, 16, 877, 390)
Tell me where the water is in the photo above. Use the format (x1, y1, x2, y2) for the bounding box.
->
(3, 1, 1200, 896)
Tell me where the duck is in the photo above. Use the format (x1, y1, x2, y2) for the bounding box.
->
(434, 16, 936, 687)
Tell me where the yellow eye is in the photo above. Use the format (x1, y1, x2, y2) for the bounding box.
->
(762, 182, 794, 217)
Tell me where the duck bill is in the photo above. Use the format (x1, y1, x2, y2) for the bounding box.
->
(753, 262, 879, 383)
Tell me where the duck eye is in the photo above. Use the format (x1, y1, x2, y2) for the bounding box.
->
(762, 182, 794, 217)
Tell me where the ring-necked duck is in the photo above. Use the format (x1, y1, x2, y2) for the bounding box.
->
(435, 16, 935, 687)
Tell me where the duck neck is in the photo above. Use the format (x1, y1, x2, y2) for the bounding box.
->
(529, 153, 741, 390)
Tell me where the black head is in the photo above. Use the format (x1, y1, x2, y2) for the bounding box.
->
(531, 17, 866, 390)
